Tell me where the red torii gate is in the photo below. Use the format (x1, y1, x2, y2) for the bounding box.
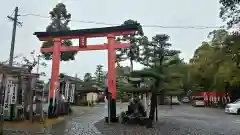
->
(33, 24, 138, 120)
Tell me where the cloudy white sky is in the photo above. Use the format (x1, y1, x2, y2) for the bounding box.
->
(1, 0, 223, 81)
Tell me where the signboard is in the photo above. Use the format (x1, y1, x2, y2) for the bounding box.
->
(4, 80, 11, 111)
(10, 84, 17, 104)
(70, 84, 75, 103)
(65, 81, 69, 102)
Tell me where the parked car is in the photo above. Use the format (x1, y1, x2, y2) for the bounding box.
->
(225, 99, 240, 114)
(192, 96, 205, 107)
(182, 97, 190, 103)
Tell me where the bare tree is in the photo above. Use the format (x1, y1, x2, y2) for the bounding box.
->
(21, 50, 47, 74)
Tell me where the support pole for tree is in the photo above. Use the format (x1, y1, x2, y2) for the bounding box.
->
(155, 96, 158, 121)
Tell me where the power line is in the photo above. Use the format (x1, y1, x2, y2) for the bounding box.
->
(19, 13, 227, 29)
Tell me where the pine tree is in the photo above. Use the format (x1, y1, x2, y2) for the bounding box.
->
(83, 73, 94, 87)
(94, 65, 105, 87)
(116, 20, 144, 71)
(41, 2, 77, 61)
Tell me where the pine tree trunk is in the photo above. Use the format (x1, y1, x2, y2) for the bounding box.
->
(146, 92, 157, 128)
(149, 93, 157, 120)
(159, 91, 165, 105)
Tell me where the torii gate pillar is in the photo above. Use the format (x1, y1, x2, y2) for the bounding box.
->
(107, 34, 117, 121)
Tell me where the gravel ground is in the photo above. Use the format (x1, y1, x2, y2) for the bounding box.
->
(95, 105, 240, 135)
(5, 103, 240, 135)
(95, 116, 240, 135)
(3, 105, 94, 135)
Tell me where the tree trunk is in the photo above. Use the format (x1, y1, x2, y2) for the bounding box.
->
(146, 92, 157, 128)
(155, 96, 158, 121)
(159, 90, 165, 105)
(29, 77, 34, 122)
(149, 92, 157, 120)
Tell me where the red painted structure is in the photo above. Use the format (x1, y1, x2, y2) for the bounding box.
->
(34, 25, 138, 100)
(190, 91, 231, 107)
(191, 91, 231, 97)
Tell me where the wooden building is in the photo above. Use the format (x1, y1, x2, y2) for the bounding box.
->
(74, 86, 103, 106)
(0, 64, 42, 121)
(59, 74, 81, 104)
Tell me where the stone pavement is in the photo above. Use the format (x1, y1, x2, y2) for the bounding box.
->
(4, 103, 126, 135)
(3, 105, 100, 135)
(95, 104, 240, 135)
(60, 103, 127, 135)
(5, 103, 240, 135)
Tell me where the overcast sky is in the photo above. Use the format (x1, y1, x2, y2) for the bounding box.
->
(0, 0, 223, 81)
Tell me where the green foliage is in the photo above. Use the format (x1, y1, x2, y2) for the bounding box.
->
(130, 70, 163, 80)
(219, 0, 240, 28)
(41, 3, 77, 61)
(133, 33, 183, 96)
(116, 65, 132, 92)
(139, 34, 180, 68)
(114, 5, 240, 101)
(116, 20, 144, 71)
(83, 73, 95, 87)
(188, 28, 240, 92)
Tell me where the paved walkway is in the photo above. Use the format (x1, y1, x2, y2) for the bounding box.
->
(2, 104, 104, 135)
(95, 104, 240, 135)
(61, 103, 127, 135)
(3, 103, 126, 135)
(6, 103, 240, 135)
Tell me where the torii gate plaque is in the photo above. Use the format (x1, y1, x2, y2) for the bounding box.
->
(34, 24, 138, 120)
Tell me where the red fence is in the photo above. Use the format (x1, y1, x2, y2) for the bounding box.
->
(190, 91, 231, 107)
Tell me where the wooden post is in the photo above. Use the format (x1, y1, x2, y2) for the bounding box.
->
(155, 96, 158, 121)
(23, 76, 28, 119)
(40, 84, 44, 122)
(0, 73, 6, 135)
(29, 76, 35, 122)
(18, 74, 23, 120)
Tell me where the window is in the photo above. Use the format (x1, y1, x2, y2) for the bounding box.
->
(233, 99, 240, 104)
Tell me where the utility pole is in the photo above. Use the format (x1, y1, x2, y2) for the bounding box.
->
(7, 7, 22, 66)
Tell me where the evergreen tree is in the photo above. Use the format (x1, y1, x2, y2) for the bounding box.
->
(94, 65, 105, 87)
(116, 19, 144, 71)
(83, 73, 94, 87)
(41, 2, 77, 61)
